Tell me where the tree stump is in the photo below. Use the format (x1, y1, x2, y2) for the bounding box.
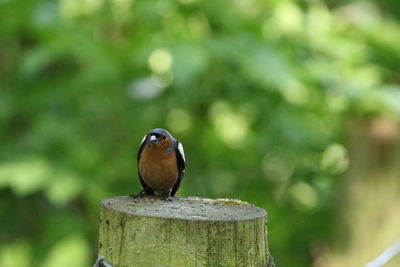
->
(98, 196, 274, 267)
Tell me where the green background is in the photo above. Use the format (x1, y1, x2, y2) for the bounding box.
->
(1, 0, 400, 266)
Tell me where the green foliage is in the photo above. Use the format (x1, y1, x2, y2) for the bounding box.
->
(1, 0, 399, 266)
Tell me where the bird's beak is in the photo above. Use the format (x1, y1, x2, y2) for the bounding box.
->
(149, 135, 158, 144)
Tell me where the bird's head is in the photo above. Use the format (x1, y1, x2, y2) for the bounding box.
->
(145, 128, 174, 150)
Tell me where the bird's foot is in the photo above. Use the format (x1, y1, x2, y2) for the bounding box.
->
(93, 256, 114, 267)
(130, 190, 146, 199)
(161, 196, 173, 201)
(161, 189, 173, 201)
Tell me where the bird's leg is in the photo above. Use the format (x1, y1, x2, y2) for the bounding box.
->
(129, 188, 146, 198)
(161, 189, 173, 201)
(130, 187, 153, 198)
(129, 189, 145, 198)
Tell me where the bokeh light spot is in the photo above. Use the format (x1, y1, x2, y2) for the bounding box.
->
(289, 182, 319, 210)
(127, 75, 171, 100)
(167, 109, 192, 133)
(148, 48, 173, 74)
(262, 150, 295, 182)
(307, 3, 332, 40)
(274, 1, 303, 34)
(60, 0, 104, 18)
(281, 81, 309, 105)
(209, 101, 249, 149)
(320, 143, 349, 175)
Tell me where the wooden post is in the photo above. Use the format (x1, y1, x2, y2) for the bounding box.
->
(98, 196, 274, 267)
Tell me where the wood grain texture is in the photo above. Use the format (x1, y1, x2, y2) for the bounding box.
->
(98, 196, 274, 267)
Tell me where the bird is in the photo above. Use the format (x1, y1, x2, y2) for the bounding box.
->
(132, 128, 185, 201)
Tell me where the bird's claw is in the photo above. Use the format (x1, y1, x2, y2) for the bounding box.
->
(130, 190, 146, 199)
(93, 256, 114, 267)
(161, 196, 173, 201)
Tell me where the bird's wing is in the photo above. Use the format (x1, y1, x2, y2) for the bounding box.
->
(137, 135, 146, 162)
(171, 141, 185, 196)
(137, 135, 149, 189)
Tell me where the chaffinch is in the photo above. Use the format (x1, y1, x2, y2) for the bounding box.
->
(132, 128, 185, 201)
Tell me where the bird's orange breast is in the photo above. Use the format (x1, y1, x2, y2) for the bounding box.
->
(139, 148, 178, 193)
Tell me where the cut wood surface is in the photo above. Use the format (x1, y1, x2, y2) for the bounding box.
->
(98, 196, 274, 267)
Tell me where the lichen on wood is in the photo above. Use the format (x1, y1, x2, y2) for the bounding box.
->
(98, 196, 273, 267)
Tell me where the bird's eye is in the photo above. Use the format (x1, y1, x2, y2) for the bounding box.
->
(162, 134, 167, 140)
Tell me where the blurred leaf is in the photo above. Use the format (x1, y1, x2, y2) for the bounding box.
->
(19, 48, 54, 78)
(170, 43, 209, 89)
(0, 240, 31, 267)
(0, 157, 51, 195)
(241, 45, 294, 90)
(41, 235, 90, 267)
(45, 171, 82, 206)
(377, 86, 400, 116)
